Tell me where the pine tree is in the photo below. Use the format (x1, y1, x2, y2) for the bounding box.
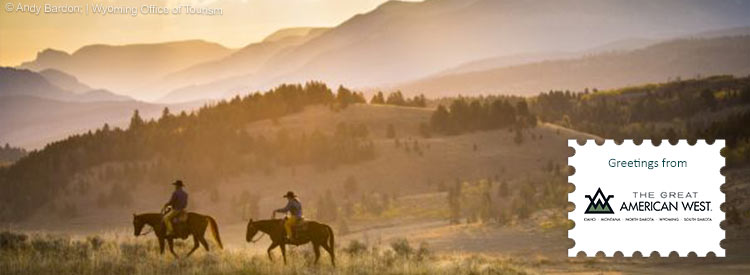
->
(370, 91, 385, 104)
(129, 109, 144, 130)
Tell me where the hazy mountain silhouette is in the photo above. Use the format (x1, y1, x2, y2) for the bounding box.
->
(38, 69, 93, 94)
(262, 27, 329, 43)
(157, 28, 328, 102)
(0, 95, 201, 149)
(690, 26, 750, 39)
(430, 37, 661, 77)
(157, 0, 750, 102)
(18, 40, 234, 100)
(434, 52, 580, 77)
(272, 0, 750, 87)
(1, 68, 72, 100)
(0, 67, 158, 148)
(0, 67, 130, 102)
(395, 36, 750, 96)
(428, 25, 750, 84)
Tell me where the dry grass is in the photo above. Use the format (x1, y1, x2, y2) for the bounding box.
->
(0, 231, 532, 275)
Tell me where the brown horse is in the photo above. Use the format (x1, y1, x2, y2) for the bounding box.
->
(133, 212, 223, 258)
(246, 218, 335, 266)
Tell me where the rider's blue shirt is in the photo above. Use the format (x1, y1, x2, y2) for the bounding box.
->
(276, 199, 302, 218)
(168, 188, 188, 210)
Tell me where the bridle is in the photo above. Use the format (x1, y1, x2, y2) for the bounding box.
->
(135, 208, 167, 236)
(248, 221, 266, 243)
(133, 214, 154, 236)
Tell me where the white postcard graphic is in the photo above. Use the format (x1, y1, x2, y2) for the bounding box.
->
(568, 140, 725, 257)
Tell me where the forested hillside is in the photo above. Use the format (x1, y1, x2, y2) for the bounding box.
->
(0, 82, 370, 221)
(426, 75, 750, 165)
(532, 76, 750, 165)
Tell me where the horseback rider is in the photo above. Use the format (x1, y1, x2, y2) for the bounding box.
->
(162, 180, 188, 236)
(274, 191, 302, 241)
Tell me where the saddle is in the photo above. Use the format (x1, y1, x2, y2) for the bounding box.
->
(283, 217, 310, 235)
(294, 220, 309, 232)
(165, 211, 190, 239)
(171, 211, 189, 223)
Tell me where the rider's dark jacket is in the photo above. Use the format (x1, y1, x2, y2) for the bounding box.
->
(276, 199, 302, 218)
(167, 188, 188, 210)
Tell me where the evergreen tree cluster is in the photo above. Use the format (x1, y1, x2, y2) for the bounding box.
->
(370, 91, 427, 107)
(334, 85, 367, 109)
(429, 97, 537, 135)
(0, 143, 27, 164)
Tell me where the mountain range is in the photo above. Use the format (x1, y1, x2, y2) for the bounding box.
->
(15, 0, 750, 103)
(395, 36, 750, 96)
(7, 0, 750, 149)
(18, 40, 234, 101)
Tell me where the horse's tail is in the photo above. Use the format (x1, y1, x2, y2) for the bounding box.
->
(206, 216, 223, 249)
(326, 224, 335, 251)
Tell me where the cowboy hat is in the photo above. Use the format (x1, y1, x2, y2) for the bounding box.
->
(172, 180, 184, 187)
(283, 191, 297, 198)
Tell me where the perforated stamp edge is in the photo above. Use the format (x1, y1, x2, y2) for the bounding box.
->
(567, 139, 725, 257)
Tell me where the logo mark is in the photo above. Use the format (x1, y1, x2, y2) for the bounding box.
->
(585, 188, 614, 214)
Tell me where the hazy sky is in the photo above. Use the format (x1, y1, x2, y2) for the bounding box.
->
(0, 0, 399, 66)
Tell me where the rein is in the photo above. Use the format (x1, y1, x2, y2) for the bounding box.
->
(249, 232, 266, 243)
(138, 226, 154, 236)
(249, 219, 277, 243)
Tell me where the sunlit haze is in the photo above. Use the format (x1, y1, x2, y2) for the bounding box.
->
(0, 0, 402, 66)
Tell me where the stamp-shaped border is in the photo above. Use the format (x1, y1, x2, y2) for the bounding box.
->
(568, 139, 725, 257)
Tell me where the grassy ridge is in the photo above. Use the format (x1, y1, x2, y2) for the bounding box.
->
(0, 231, 530, 275)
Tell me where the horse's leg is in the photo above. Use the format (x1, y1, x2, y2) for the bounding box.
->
(312, 243, 321, 264)
(322, 239, 335, 267)
(198, 235, 210, 252)
(167, 238, 179, 258)
(159, 238, 165, 255)
(267, 243, 278, 261)
(186, 236, 200, 258)
(280, 244, 287, 265)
